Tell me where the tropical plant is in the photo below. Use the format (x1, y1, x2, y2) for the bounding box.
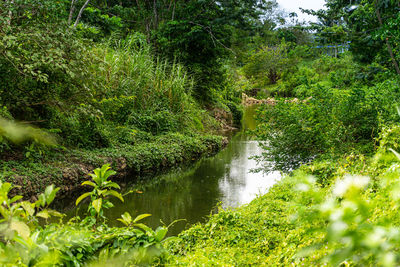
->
(0, 182, 62, 243)
(76, 164, 124, 219)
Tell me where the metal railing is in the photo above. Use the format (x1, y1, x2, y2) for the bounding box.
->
(313, 42, 351, 57)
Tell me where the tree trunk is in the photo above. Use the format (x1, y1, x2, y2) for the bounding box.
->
(268, 70, 279, 84)
(153, 0, 158, 29)
(73, 0, 92, 28)
(7, 0, 14, 26)
(172, 1, 176, 20)
(68, 0, 76, 25)
(375, 0, 400, 75)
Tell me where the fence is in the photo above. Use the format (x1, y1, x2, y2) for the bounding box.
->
(313, 42, 351, 57)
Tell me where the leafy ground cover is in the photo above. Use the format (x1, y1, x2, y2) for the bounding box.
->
(164, 125, 400, 266)
(0, 164, 176, 266)
(1, 133, 225, 200)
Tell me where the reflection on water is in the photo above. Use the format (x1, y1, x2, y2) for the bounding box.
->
(218, 135, 281, 209)
(98, 105, 282, 235)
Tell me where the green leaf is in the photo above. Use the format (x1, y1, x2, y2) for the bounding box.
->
(105, 190, 124, 202)
(12, 235, 31, 248)
(92, 198, 102, 214)
(20, 201, 35, 217)
(390, 148, 400, 161)
(10, 195, 23, 204)
(81, 181, 96, 188)
(0, 206, 9, 219)
(44, 185, 53, 198)
(121, 212, 132, 224)
(1, 183, 12, 194)
(104, 169, 116, 180)
(45, 185, 60, 205)
(47, 209, 64, 218)
(36, 210, 49, 219)
(133, 213, 151, 223)
(134, 223, 152, 233)
(117, 218, 129, 226)
(10, 219, 30, 240)
(105, 182, 120, 189)
(38, 194, 46, 207)
(154, 227, 168, 242)
(92, 168, 102, 184)
(75, 192, 91, 206)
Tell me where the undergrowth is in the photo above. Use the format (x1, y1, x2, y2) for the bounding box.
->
(164, 124, 400, 266)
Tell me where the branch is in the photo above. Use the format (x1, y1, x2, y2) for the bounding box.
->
(7, 0, 14, 26)
(68, 0, 77, 25)
(73, 0, 92, 28)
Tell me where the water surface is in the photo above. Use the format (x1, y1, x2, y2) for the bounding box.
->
(101, 105, 281, 235)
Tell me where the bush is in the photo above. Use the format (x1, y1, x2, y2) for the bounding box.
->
(0, 167, 169, 266)
(255, 55, 400, 171)
(242, 42, 298, 88)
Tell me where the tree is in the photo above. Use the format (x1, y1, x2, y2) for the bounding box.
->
(304, 0, 400, 74)
(242, 42, 295, 86)
(72, 0, 92, 27)
(0, 0, 91, 125)
(153, 0, 279, 102)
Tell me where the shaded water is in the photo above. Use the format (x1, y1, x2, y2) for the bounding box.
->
(97, 105, 282, 235)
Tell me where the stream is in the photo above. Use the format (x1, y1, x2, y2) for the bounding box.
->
(71, 105, 282, 236)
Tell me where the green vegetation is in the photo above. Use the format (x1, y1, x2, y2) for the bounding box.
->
(255, 54, 400, 171)
(0, 0, 242, 197)
(3, 133, 224, 197)
(0, 165, 172, 266)
(162, 1, 400, 265)
(4, 0, 400, 265)
(164, 147, 400, 266)
(163, 55, 400, 266)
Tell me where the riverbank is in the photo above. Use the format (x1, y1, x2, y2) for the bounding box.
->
(164, 145, 398, 266)
(3, 132, 227, 201)
(83, 104, 280, 237)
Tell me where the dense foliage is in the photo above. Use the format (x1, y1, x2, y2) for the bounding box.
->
(254, 54, 400, 171)
(4, 0, 400, 265)
(163, 6, 400, 262)
(0, 165, 172, 266)
(163, 53, 400, 266)
(165, 141, 400, 266)
(1, 0, 260, 157)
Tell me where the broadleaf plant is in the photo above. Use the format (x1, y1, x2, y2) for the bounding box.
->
(76, 164, 124, 220)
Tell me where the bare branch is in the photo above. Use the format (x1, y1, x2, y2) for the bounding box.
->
(68, 0, 77, 25)
(73, 0, 92, 28)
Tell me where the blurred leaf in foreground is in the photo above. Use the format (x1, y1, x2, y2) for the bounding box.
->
(0, 117, 56, 146)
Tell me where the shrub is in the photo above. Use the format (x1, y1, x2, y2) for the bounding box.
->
(242, 42, 298, 88)
(255, 55, 400, 171)
(0, 165, 170, 265)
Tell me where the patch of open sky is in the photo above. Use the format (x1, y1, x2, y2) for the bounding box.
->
(277, 0, 326, 24)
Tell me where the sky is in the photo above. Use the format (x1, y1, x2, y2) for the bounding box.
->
(277, 0, 326, 23)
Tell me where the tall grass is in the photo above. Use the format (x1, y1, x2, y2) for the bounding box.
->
(90, 35, 194, 116)
(79, 34, 207, 136)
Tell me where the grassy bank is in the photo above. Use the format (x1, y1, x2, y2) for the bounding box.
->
(0, 32, 240, 200)
(2, 133, 226, 200)
(164, 132, 400, 266)
(163, 54, 400, 266)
